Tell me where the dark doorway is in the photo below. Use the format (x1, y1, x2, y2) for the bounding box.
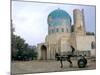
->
(41, 45, 47, 60)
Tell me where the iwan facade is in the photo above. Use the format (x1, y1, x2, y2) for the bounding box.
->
(37, 8, 96, 60)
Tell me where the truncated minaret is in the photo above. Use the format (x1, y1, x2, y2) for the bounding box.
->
(73, 9, 86, 35)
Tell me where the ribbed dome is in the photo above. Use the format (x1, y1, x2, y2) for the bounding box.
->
(48, 9, 72, 26)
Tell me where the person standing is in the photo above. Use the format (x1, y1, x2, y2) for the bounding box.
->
(67, 45, 75, 67)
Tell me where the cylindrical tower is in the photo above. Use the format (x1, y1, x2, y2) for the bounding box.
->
(73, 9, 86, 35)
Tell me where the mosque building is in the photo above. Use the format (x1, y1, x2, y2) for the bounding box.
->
(37, 8, 96, 60)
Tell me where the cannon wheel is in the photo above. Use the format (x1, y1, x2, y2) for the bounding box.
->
(78, 58, 87, 68)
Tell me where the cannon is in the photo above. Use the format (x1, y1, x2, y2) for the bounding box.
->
(55, 52, 87, 68)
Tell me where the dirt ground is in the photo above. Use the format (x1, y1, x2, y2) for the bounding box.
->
(11, 59, 96, 75)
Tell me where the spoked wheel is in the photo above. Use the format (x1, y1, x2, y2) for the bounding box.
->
(78, 58, 87, 68)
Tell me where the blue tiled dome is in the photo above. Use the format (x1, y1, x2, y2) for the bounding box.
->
(48, 9, 72, 26)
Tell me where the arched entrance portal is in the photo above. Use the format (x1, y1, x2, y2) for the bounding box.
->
(41, 45, 47, 60)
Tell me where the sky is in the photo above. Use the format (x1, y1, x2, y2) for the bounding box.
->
(12, 1, 96, 46)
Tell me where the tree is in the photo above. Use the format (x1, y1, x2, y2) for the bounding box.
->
(11, 20, 37, 61)
(11, 35, 25, 60)
(11, 34, 37, 61)
(86, 32, 95, 35)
